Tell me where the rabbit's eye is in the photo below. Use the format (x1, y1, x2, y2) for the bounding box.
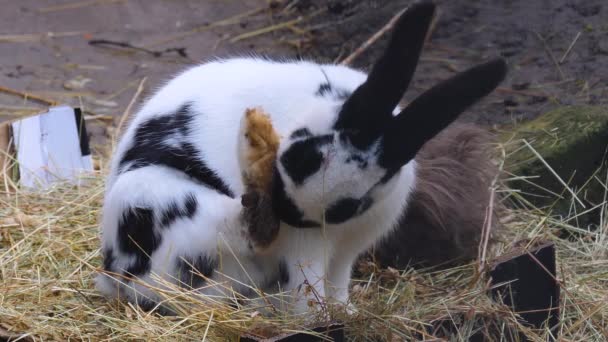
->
(290, 128, 312, 140)
(280, 135, 332, 186)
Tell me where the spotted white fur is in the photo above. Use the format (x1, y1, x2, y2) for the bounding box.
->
(97, 57, 414, 311)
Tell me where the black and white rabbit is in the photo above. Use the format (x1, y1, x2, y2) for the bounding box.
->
(97, 1, 507, 314)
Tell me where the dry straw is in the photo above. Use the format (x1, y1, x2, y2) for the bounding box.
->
(0, 138, 606, 341)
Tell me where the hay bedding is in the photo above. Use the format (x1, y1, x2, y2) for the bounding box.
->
(1, 139, 607, 341)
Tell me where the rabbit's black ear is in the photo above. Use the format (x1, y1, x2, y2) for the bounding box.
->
(379, 58, 507, 170)
(334, 1, 436, 149)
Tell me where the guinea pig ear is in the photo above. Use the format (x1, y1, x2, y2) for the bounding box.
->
(379, 58, 508, 170)
(334, 1, 436, 149)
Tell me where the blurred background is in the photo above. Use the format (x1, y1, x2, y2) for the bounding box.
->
(1, 0, 606, 154)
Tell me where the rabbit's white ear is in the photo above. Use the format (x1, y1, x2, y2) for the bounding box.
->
(379, 58, 507, 171)
(334, 1, 436, 149)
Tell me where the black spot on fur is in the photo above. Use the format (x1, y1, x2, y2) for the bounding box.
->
(119, 103, 234, 198)
(160, 193, 198, 226)
(160, 201, 180, 227)
(380, 168, 400, 184)
(325, 197, 372, 224)
(135, 297, 176, 316)
(316, 83, 352, 101)
(176, 254, 217, 289)
(346, 154, 368, 169)
(359, 196, 373, 213)
(290, 128, 313, 139)
(280, 145, 322, 186)
(184, 194, 198, 217)
(265, 258, 290, 289)
(272, 169, 321, 228)
(119, 196, 198, 275)
(117, 207, 159, 275)
(137, 298, 159, 312)
(316, 83, 332, 97)
(280, 135, 333, 186)
(102, 247, 115, 272)
(325, 198, 360, 224)
(315, 135, 334, 145)
(124, 259, 151, 277)
(278, 259, 290, 284)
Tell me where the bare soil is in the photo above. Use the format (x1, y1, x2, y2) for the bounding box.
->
(294, 0, 607, 126)
(1, 0, 606, 151)
(0, 0, 292, 150)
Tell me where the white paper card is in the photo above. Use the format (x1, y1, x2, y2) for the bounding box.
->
(11, 105, 94, 189)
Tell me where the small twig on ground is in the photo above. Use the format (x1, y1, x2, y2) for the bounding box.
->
(559, 31, 581, 64)
(84, 114, 114, 122)
(38, 0, 125, 13)
(0, 31, 85, 43)
(88, 39, 189, 58)
(534, 32, 565, 80)
(144, 7, 266, 48)
(426, 43, 477, 57)
(67, 284, 96, 307)
(425, 7, 440, 45)
(420, 56, 459, 72)
(531, 78, 577, 88)
(0, 86, 57, 106)
(0, 105, 42, 112)
(339, 5, 437, 66)
(496, 87, 549, 99)
(116, 77, 146, 139)
(0, 327, 33, 342)
(230, 10, 324, 43)
(298, 267, 328, 315)
(478, 186, 496, 273)
(102, 79, 140, 101)
(340, 8, 407, 66)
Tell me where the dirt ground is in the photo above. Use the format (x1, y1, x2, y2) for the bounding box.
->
(1, 0, 606, 153)
(0, 0, 293, 151)
(297, 0, 607, 124)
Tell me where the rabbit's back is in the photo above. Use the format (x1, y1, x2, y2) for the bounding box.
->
(109, 58, 367, 192)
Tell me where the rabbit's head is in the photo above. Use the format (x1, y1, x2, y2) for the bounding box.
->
(273, 1, 507, 228)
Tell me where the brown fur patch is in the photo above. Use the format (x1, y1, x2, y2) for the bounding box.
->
(240, 107, 281, 251)
(242, 107, 280, 193)
(373, 123, 502, 269)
